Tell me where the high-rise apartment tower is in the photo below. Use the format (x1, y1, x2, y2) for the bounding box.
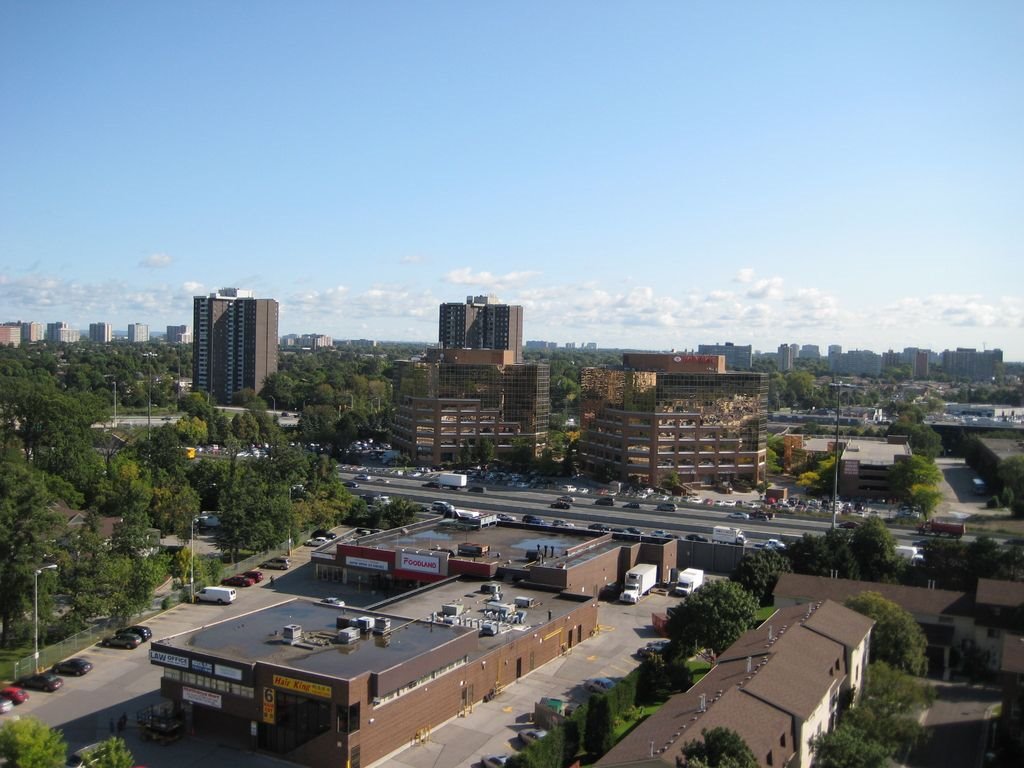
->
(438, 295, 523, 362)
(192, 289, 279, 405)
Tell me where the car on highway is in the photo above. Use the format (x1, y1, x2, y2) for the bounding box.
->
(222, 575, 256, 587)
(685, 533, 709, 542)
(51, 658, 94, 677)
(550, 501, 571, 509)
(838, 521, 861, 530)
(496, 513, 517, 522)
(1, 686, 28, 705)
(623, 501, 642, 509)
(523, 514, 544, 525)
(755, 539, 787, 552)
(342, 480, 360, 488)
(520, 728, 548, 745)
(728, 511, 750, 520)
(18, 672, 64, 691)
(655, 502, 677, 512)
(99, 633, 141, 650)
(587, 523, 611, 532)
(650, 530, 678, 539)
(354, 473, 372, 481)
(751, 510, 775, 521)
(585, 677, 616, 693)
(593, 497, 615, 507)
(624, 527, 644, 536)
(468, 486, 486, 493)
(556, 495, 575, 503)
(551, 519, 574, 527)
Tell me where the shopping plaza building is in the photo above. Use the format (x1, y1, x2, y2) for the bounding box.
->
(579, 353, 768, 489)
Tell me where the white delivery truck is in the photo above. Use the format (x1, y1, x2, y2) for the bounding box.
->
(620, 563, 659, 604)
(712, 526, 745, 546)
(673, 568, 705, 597)
(438, 472, 468, 490)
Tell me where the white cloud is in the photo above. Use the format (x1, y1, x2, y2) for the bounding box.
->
(139, 252, 172, 269)
(400, 254, 424, 265)
(444, 267, 541, 291)
(734, 268, 755, 284)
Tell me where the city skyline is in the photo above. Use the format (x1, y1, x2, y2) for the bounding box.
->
(2, 3, 1022, 357)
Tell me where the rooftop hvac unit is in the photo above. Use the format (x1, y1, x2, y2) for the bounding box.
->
(441, 603, 465, 616)
(336, 627, 361, 645)
(373, 617, 392, 635)
(352, 616, 373, 632)
(282, 624, 303, 644)
(514, 596, 536, 608)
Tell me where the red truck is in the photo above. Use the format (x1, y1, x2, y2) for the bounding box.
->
(917, 519, 966, 539)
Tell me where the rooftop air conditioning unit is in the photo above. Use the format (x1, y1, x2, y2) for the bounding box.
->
(353, 616, 373, 633)
(282, 624, 303, 644)
(337, 627, 361, 645)
(373, 617, 392, 635)
(441, 603, 465, 616)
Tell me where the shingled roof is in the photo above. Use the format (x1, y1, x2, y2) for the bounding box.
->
(774, 572, 975, 618)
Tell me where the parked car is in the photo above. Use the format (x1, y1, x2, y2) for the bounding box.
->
(482, 756, 510, 768)
(66, 742, 103, 767)
(222, 575, 256, 587)
(17, 672, 64, 691)
(243, 569, 264, 583)
(520, 728, 548, 745)
(320, 597, 346, 606)
(262, 557, 291, 570)
(311, 529, 337, 540)
(593, 497, 615, 506)
(637, 639, 671, 659)
(0, 698, 12, 714)
(121, 625, 153, 642)
(100, 634, 141, 650)
(585, 677, 616, 693)
(0, 686, 28, 704)
(51, 658, 94, 677)
(305, 536, 328, 546)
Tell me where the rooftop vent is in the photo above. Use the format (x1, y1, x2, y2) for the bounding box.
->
(282, 624, 303, 644)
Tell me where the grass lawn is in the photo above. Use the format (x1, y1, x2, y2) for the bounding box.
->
(687, 658, 713, 683)
(755, 605, 777, 623)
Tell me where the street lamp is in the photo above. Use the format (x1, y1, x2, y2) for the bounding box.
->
(190, 517, 196, 603)
(268, 395, 276, 413)
(829, 378, 856, 530)
(34, 564, 58, 671)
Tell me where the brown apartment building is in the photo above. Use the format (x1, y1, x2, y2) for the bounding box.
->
(193, 288, 279, 405)
(580, 353, 768, 489)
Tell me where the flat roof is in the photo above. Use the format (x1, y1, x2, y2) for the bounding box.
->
(157, 580, 586, 680)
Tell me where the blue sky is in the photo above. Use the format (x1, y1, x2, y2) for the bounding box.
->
(2, 1, 1022, 358)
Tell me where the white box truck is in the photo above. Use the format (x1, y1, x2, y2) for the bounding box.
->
(439, 472, 468, 490)
(673, 568, 704, 597)
(620, 563, 658, 604)
(712, 526, 745, 546)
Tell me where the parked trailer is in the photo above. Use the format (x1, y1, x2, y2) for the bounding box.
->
(917, 519, 966, 539)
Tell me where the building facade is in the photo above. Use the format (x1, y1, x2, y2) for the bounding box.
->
(0, 323, 21, 347)
(166, 325, 192, 344)
(45, 322, 79, 343)
(579, 353, 768, 489)
(391, 349, 549, 466)
(941, 347, 1003, 381)
(128, 323, 150, 343)
(21, 322, 43, 342)
(88, 322, 112, 343)
(193, 289, 279, 405)
(830, 349, 882, 377)
(697, 342, 753, 370)
(777, 343, 796, 371)
(438, 295, 523, 362)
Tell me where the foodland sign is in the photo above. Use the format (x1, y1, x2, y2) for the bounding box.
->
(399, 551, 441, 574)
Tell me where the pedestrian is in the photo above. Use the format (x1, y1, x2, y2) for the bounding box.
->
(269, 575, 275, 586)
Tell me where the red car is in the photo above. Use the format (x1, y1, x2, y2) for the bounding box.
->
(242, 570, 264, 583)
(222, 575, 255, 587)
(1, 686, 28, 704)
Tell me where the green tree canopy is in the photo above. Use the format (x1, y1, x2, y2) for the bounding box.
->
(682, 727, 758, 768)
(0, 716, 67, 768)
(667, 580, 758, 656)
(848, 517, 900, 583)
(845, 592, 927, 675)
(731, 550, 791, 606)
(811, 723, 890, 768)
(887, 456, 941, 501)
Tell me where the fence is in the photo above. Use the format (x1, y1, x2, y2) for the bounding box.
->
(4, 528, 314, 683)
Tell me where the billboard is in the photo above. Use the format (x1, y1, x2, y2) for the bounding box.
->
(398, 551, 441, 574)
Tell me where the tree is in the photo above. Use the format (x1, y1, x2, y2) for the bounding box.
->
(843, 661, 934, 755)
(786, 529, 860, 580)
(845, 592, 927, 675)
(0, 716, 67, 768)
(908, 484, 943, 519)
(998, 455, 1024, 516)
(681, 727, 757, 768)
(87, 736, 135, 768)
(848, 517, 900, 583)
(811, 723, 890, 768)
(667, 580, 758, 656)
(887, 456, 941, 501)
(380, 498, 420, 530)
(731, 550, 791, 606)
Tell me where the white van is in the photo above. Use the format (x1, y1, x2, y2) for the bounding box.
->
(196, 586, 237, 604)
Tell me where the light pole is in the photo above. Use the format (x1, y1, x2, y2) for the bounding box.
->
(829, 378, 856, 530)
(34, 564, 58, 671)
(190, 517, 196, 603)
(268, 395, 276, 413)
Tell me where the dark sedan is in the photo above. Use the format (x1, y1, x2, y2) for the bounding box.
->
(51, 658, 93, 676)
(550, 501, 571, 509)
(121, 625, 153, 642)
(17, 673, 64, 692)
(685, 533, 710, 543)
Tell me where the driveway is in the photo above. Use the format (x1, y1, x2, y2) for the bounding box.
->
(905, 679, 1000, 768)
